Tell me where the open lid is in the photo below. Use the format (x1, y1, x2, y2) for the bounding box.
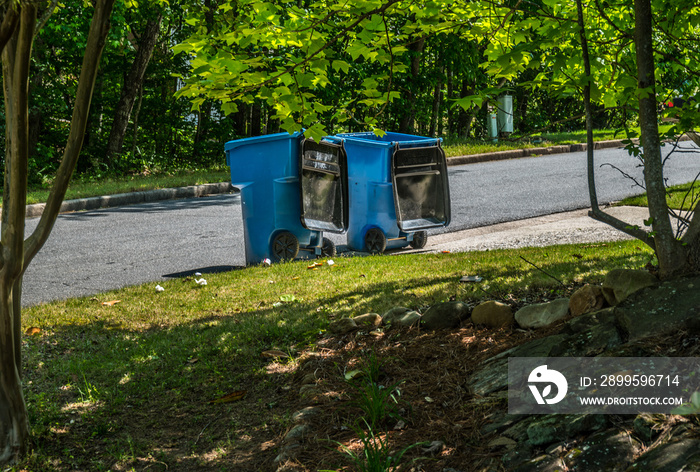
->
(299, 138, 349, 234)
(391, 143, 451, 232)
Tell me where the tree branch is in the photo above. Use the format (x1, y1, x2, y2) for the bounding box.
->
(588, 207, 656, 251)
(0, 4, 19, 53)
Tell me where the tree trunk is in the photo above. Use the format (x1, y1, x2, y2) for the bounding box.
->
(0, 0, 115, 465)
(398, 37, 424, 134)
(634, 0, 686, 278)
(251, 101, 262, 137)
(105, 14, 161, 161)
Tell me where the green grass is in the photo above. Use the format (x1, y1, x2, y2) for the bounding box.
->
(23, 167, 231, 205)
(618, 180, 700, 211)
(18, 241, 654, 470)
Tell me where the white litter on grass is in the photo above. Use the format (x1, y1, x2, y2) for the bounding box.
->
(195, 272, 202, 277)
(195, 278, 207, 286)
(262, 258, 272, 266)
(155, 285, 165, 292)
(327, 260, 335, 266)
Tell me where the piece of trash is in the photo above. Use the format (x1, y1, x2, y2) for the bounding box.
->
(262, 350, 289, 359)
(327, 260, 335, 266)
(208, 390, 247, 404)
(459, 275, 483, 283)
(195, 272, 202, 277)
(345, 369, 364, 381)
(307, 262, 323, 269)
(441, 250, 451, 254)
(273, 302, 283, 307)
(195, 278, 207, 286)
(102, 300, 121, 306)
(425, 396, 434, 403)
(25, 327, 41, 336)
(155, 285, 165, 292)
(262, 258, 272, 266)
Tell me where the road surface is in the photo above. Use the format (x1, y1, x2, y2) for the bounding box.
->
(22, 143, 700, 306)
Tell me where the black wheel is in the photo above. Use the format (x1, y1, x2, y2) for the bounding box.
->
(364, 228, 387, 254)
(271, 231, 300, 261)
(321, 237, 336, 257)
(410, 230, 428, 249)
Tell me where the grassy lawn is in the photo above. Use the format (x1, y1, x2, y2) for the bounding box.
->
(19, 240, 654, 471)
(619, 180, 700, 211)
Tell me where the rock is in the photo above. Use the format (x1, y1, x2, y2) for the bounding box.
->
(292, 406, 322, 423)
(515, 298, 569, 329)
(626, 438, 700, 471)
(526, 415, 607, 446)
(327, 317, 358, 335)
(421, 301, 471, 330)
(569, 284, 606, 317)
(487, 436, 518, 449)
(564, 430, 640, 471)
(420, 440, 445, 456)
(382, 306, 411, 322)
(602, 269, 658, 305)
(284, 424, 311, 443)
(352, 313, 382, 329)
(273, 442, 302, 463)
(383, 306, 421, 327)
(633, 414, 664, 442)
(301, 373, 317, 385)
(299, 384, 320, 399)
(511, 455, 567, 472)
(471, 301, 513, 328)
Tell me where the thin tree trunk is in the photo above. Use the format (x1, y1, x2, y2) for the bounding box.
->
(634, 0, 685, 277)
(105, 14, 161, 161)
(130, 83, 144, 157)
(0, 2, 115, 463)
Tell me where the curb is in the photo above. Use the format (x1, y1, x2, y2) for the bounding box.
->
(445, 138, 628, 166)
(25, 182, 234, 219)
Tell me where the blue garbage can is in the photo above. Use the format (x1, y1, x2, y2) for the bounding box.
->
(326, 131, 451, 253)
(225, 132, 348, 265)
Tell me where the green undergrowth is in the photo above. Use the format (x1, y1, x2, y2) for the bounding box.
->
(18, 240, 654, 470)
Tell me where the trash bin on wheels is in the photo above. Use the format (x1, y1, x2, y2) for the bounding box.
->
(327, 131, 451, 254)
(224, 132, 348, 265)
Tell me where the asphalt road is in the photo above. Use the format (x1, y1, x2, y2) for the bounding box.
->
(22, 143, 700, 307)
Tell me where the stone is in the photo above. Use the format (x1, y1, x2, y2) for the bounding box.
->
(471, 301, 513, 328)
(526, 415, 607, 446)
(352, 313, 382, 329)
(382, 306, 412, 323)
(633, 413, 665, 442)
(292, 406, 322, 423)
(273, 442, 302, 463)
(301, 373, 317, 385)
(284, 424, 311, 443)
(383, 307, 421, 327)
(626, 438, 700, 471)
(511, 455, 567, 472)
(487, 436, 518, 449)
(564, 430, 640, 471)
(569, 284, 606, 317)
(327, 317, 358, 335)
(299, 384, 320, 399)
(602, 268, 658, 305)
(421, 301, 471, 330)
(515, 298, 570, 329)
